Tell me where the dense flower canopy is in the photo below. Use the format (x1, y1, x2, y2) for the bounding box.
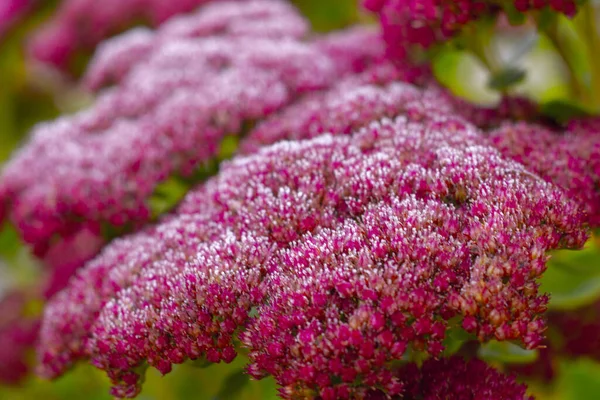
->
(38, 80, 586, 397)
(3, 0, 600, 399)
(0, 0, 380, 265)
(27, 0, 240, 68)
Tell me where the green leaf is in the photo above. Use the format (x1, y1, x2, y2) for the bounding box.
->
(148, 176, 191, 219)
(541, 238, 600, 311)
(536, 8, 559, 31)
(541, 99, 591, 123)
(213, 369, 250, 400)
(477, 341, 538, 364)
(503, 3, 527, 25)
(488, 67, 527, 90)
(0, 222, 22, 261)
(218, 134, 240, 161)
(291, 0, 359, 32)
(189, 359, 214, 369)
(561, 358, 600, 400)
(442, 322, 476, 356)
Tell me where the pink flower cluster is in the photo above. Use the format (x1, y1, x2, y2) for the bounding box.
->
(26, 0, 244, 68)
(37, 84, 586, 397)
(239, 79, 443, 154)
(363, 0, 578, 59)
(0, 1, 384, 265)
(400, 356, 531, 400)
(489, 121, 600, 226)
(239, 80, 539, 155)
(83, 0, 312, 90)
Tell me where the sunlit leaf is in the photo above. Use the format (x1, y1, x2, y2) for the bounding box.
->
(148, 176, 191, 219)
(558, 358, 600, 400)
(478, 341, 538, 364)
(541, 238, 600, 311)
(442, 320, 476, 356)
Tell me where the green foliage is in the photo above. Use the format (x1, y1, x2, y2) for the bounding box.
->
(149, 176, 191, 219)
(291, 0, 361, 32)
(442, 319, 476, 356)
(557, 358, 600, 400)
(0, 356, 280, 400)
(528, 358, 600, 400)
(478, 341, 538, 365)
(488, 67, 527, 91)
(541, 238, 600, 311)
(541, 99, 590, 123)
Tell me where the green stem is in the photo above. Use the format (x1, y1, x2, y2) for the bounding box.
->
(464, 27, 501, 75)
(461, 21, 509, 96)
(544, 18, 589, 103)
(574, 2, 600, 112)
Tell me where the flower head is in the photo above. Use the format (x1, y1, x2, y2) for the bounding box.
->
(27, 0, 256, 69)
(1, 1, 378, 265)
(83, 0, 310, 90)
(364, 0, 579, 59)
(38, 93, 585, 397)
(489, 121, 600, 226)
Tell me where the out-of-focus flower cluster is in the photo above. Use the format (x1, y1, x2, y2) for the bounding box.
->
(0, 0, 380, 274)
(363, 0, 579, 59)
(400, 356, 531, 400)
(27, 0, 238, 69)
(0, 0, 32, 39)
(0, 291, 40, 385)
(509, 295, 600, 383)
(548, 299, 600, 361)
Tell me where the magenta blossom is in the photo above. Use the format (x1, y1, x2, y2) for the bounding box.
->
(489, 121, 600, 226)
(27, 0, 243, 69)
(446, 95, 542, 130)
(364, 0, 578, 59)
(0, 0, 32, 39)
(1, 1, 385, 267)
(83, 0, 310, 91)
(38, 93, 585, 397)
(400, 356, 531, 400)
(239, 77, 540, 155)
(240, 81, 440, 154)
